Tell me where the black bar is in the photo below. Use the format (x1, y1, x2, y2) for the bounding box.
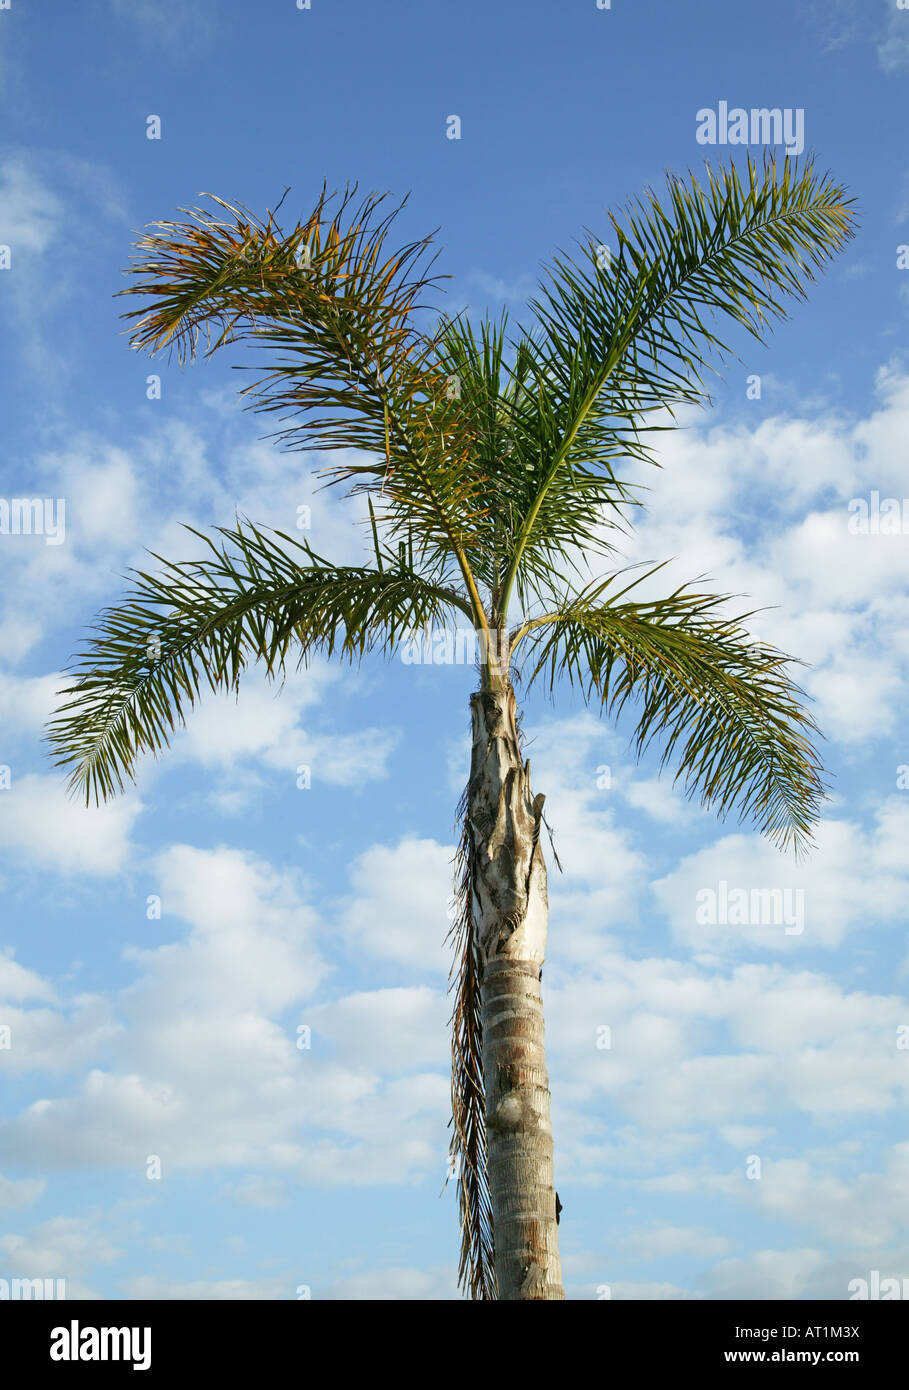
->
(4, 1298, 905, 1375)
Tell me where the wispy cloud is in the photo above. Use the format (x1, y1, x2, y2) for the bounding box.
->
(108, 0, 216, 58)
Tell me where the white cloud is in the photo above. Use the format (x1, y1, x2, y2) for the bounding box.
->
(339, 837, 456, 975)
(171, 666, 398, 794)
(0, 672, 61, 737)
(704, 1247, 829, 1300)
(651, 802, 909, 954)
(0, 844, 451, 1186)
(0, 159, 62, 255)
(219, 1174, 288, 1209)
(0, 1216, 121, 1299)
(519, 713, 650, 960)
(0, 774, 141, 876)
(878, 0, 909, 71)
(712, 1144, 909, 1248)
(0, 1173, 46, 1213)
(121, 1274, 291, 1299)
(592, 1280, 703, 1300)
(806, 0, 909, 75)
(308, 987, 448, 1071)
(594, 367, 909, 745)
(0, 949, 55, 1003)
(466, 269, 536, 304)
(0, 995, 120, 1077)
(546, 954, 909, 1140)
(323, 1265, 459, 1300)
(622, 775, 696, 826)
(621, 1223, 731, 1262)
(108, 0, 216, 54)
(139, 844, 328, 1013)
(0, 154, 125, 372)
(120, 1264, 461, 1300)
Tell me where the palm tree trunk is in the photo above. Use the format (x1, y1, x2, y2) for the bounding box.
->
(467, 681, 564, 1300)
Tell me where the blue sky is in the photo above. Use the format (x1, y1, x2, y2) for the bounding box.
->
(1, 0, 908, 1300)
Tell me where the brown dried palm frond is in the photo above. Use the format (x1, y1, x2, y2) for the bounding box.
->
(446, 783, 496, 1300)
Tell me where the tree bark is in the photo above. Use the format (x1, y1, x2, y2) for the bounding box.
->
(467, 681, 564, 1300)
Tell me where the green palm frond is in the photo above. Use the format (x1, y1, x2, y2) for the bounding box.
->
(48, 521, 471, 804)
(499, 156, 856, 615)
(121, 185, 495, 636)
(513, 568, 826, 853)
(429, 314, 643, 604)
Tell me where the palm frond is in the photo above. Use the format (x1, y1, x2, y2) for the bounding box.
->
(428, 314, 643, 608)
(447, 782, 496, 1300)
(47, 521, 471, 804)
(121, 186, 494, 632)
(500, 156, 857, 615)
(122, 183, 442, 437)
(513, 567, 826, 853)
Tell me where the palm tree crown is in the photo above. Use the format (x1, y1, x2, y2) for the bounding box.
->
(50, 157, 854, 844)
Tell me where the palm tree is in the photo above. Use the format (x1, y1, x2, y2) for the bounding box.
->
(48, 157, 855, 1300)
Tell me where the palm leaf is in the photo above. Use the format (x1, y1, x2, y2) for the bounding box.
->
(513, 567, 826, 853)
(48, 520, 471, 804)
(447, 782, 496, 1300)
(499, 156, 856, 616)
